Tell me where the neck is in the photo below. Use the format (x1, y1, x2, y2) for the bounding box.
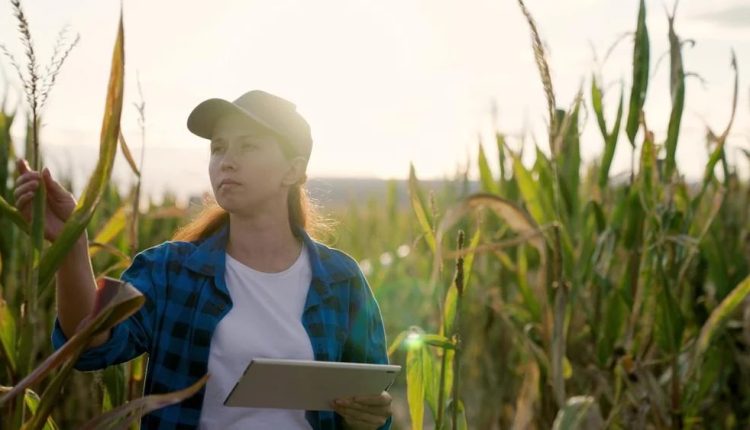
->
(225, 206, 302, 272)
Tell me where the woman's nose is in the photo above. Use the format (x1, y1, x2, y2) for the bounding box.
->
(219, 146, 240, 170)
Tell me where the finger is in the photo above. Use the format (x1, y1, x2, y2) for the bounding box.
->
(14, 171, 41, 188)
(42, 167, 66, 196)
(15, 192, 34, 215)
(338, 409, 387, 427)
(16, 158, 30, 175)
(337, 401, 390, 417)
(13, 179, 39, 200)
(332, 404, 387, 426)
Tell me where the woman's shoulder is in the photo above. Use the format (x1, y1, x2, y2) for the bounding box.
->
(307, 240, 364, 281)
(133, 239, 199, 262)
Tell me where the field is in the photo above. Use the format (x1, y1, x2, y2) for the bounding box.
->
(1, 0, 750, 429)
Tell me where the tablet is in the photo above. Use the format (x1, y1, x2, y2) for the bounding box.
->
(224, 358, 401, 411)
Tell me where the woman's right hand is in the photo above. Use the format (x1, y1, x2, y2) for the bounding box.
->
(13, 158, 78, 242)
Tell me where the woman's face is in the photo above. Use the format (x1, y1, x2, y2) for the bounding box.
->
(208, 113, 299, 216)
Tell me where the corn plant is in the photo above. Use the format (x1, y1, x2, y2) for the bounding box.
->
(0, 5, 206, 428)
(384, 0, 750, 428)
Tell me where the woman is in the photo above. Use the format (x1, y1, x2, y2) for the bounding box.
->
(13, 90, 393, 430)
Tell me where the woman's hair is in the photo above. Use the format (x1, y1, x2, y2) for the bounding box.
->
(171, 182, 329, 242)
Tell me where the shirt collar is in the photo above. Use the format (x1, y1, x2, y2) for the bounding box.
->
(183, 222, 339, 286)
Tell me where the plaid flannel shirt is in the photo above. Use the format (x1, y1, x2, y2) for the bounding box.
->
(51, 223, 392, 430)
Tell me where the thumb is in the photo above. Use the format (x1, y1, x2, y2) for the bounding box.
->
(42, 167, 67, 196)
(16, 158, 30, 174)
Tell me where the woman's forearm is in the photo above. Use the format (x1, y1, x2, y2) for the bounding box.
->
(55, 233, 109, 347)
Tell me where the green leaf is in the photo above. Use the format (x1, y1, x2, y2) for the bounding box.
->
(421, 347, 439, 423)
(0, 297, 17, 374)
(654, 282, 684, 354)
(408, 164, 436, 253)
(597, 84, 624, 188)
(513, 152, 555, 227)
(625, 0, 650, 145)
(0, 196, 30, 234)
(517, 244, 542, 321)
(555, 102, 582, 220)
(20, 389, 59, 430)
(406, 344, 425, 430)
(446, 399, 468, 430)
(101, 364, 127, 411)
(89, 206, 128, 257)
(687, 274, 750, 384)
(591, 74, 607, 139)
(596, 288, 627, 366)
(664, 8, 685, 178)
(477, 142, 500, 195)
(422, 334, 456, 351)
(698, 51, 738, 198)
(38, 13, 125, 291)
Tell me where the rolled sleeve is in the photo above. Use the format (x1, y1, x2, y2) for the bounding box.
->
(51, 317, 132, 371)
(49, 244, 166, 372)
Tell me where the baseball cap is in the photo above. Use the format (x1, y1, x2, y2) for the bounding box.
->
(187, 90, 312, 158)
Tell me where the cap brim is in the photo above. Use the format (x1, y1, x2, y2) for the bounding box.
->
(186, 98, 275, 139)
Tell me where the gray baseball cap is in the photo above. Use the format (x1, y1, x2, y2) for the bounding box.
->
(187, 90, 312, 158)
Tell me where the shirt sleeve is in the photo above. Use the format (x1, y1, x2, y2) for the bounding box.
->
(341, 268, 392, 430)
(50, 244, 165, 372)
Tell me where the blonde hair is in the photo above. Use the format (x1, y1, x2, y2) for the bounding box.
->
(171, 182, 329, 242)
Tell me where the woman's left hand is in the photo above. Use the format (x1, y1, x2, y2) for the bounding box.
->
(332, 390, 392, 429)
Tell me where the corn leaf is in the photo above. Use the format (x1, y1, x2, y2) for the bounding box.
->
(0, 277, 144, 406)
(406, 343, 425, 430)
(89, 205, 128, 257)
(478, 142, 500, 195)
(81, 375, 208, 430)
(38, 13, 125, 291)
(0, 196, 30, 234)
(664, 7, 685, 178)
(687, 275, 750, 384)
(118, 131, 140, 176)
(625, 0, 650, 145)
(408, 164, 436, 253)
(0, 297, 17, 374)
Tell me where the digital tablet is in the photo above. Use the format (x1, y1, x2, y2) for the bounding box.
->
(224, 358, 401, 411)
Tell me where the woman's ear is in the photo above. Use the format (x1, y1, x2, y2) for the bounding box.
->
(282, 156, 308, 186)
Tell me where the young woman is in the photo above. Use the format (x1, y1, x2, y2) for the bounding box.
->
(13, 90, 393, 430)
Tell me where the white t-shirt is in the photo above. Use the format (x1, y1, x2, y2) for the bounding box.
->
(198, 244, 315, 430)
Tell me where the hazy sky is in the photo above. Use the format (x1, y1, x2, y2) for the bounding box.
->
(0, 0, 748, 204)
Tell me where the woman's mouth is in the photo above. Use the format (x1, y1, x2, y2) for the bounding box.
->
(219, 180, 241, 189)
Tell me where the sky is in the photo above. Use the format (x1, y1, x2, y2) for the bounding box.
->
(0, 0, 748, 205)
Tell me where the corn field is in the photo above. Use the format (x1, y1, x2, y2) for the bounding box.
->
(1, 0, 749, 429)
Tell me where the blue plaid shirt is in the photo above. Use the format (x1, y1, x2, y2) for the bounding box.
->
(52, 223, 392, 430)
